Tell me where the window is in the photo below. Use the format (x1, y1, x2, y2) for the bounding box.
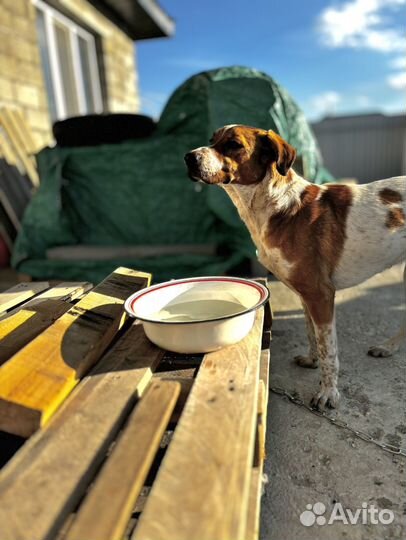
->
(34, 0, 103, 121)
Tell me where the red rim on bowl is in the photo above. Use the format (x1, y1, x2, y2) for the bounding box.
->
(124, 276, 270, 325)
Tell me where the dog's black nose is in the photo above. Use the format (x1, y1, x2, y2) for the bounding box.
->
(184, 152, 198, 167)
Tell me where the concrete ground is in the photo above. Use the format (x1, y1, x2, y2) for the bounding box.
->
(260, 264, 406, 540)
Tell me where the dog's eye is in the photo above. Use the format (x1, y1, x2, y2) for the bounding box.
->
(224, 140, 243, 152)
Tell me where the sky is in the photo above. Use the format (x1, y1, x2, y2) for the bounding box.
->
(136, 0, 406, 122)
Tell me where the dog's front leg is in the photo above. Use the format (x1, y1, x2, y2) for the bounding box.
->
(295, 301, 319, 368)
(303, 293, 340, 409)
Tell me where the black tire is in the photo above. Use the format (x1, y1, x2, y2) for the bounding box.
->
(53, 114, 157, 147)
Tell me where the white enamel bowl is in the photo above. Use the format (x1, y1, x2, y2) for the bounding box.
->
(124, 276, 269, 354)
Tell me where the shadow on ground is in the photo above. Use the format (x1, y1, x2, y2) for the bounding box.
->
(261, 265, 406, 540)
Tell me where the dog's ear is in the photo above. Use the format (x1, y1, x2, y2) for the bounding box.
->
(260, 131, 296, 176)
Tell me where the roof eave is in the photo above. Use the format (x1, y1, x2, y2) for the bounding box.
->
(88, 0, 175, 40)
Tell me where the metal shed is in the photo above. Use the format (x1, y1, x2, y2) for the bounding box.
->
(311, 113, 406, 183)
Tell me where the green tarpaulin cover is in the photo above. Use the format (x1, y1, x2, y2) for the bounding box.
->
(12, 66, 333, 283)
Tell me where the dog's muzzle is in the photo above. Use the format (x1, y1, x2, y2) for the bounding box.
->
(184, 152, 201, 182)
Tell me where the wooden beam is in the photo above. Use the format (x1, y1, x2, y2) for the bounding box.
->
(154, 375, 194, 423)
(0, 188, 21, 232)
(0, 132, 18, 165)
(245, 469, 264, 540)
(13, 109, 38, 155)
(0, 109, 39, 187)
(0, 282, 92, 366)
(0, 267, 151, 437)
(245, 349, 270, 540)
(65, 381, 180, 540)
(133, 308, 264, 540)
(0, 322, 164, 540)
(0, 282, 49, 314)
(253, 279, 272, 349)
(47, 244, 217, 261)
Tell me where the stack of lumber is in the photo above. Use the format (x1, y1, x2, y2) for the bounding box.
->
(0, 267, 272, 540)
(0, 108, 38, 250)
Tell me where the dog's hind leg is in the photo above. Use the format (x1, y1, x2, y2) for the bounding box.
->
(295, 301, 319, 368)
(368, 265, 406, 358)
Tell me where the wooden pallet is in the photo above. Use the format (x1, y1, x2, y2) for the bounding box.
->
(0, 107, 38, 248)
(0, 108, 39, 188)
(0, 267, 272, 540)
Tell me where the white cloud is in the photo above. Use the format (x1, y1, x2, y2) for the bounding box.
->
(387, 71, 406, 89)
(318, 0, 406, 52)
(354, 95, 372, 107)
(309, 91, 342, 117)
(381, 97, 406, 113)
(390, 56, 406, 69)
(304, 92, 389, 121)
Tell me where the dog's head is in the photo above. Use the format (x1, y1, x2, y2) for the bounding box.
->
(184, 125, 296, 185)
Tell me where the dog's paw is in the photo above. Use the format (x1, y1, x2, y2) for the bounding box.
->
(294, 355, 319, 369)
(310, 386, 340, 410)
(368, 345, 393, 358)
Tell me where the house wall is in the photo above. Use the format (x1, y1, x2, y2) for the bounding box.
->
(0, 0, 139, 149)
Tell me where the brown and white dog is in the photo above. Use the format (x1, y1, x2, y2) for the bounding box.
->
(184, 125, 406, 410)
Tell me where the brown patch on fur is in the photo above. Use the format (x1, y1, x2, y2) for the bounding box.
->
(300, 184, 321, 205)
(209, 126, 268, 185)
(386, 208, 405, 229)
(268, 132, 296, 176)
(210, 125, 296, 185)
(379, 188, 403, 205)
(266, 184, 353, 324)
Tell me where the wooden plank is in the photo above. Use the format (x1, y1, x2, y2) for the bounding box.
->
(0, 160, 32, 218)
(47, 244, 217, 261)
(254, 279, 272, 349)
(0, 133, 18, 166)
(0, 188, 21, 230)
(245, 469, 263, 540)
(13, 109, 38, 155)
(1, 110, 35, 158)
(245, 348, 270, 540)
(133, 308, 264, 540)
(256, 381, 266, 456)
(259, 349, 270, 423)
(0, 322, 164, 540)
(0, 267, 151, 437)
(65, 381, 181, 540)
(0, 109, 39, 187)
(263, 288, 272, 333)
(155, 375, 194, 423)
(0, 282, 49, 314)
(0, 282, 92, 366)
(0, 222, 13, 251)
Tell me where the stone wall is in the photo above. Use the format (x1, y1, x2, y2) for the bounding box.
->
(0, 0, 139, 149)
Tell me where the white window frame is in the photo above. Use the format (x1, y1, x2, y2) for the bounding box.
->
(33, 0, 103, 120)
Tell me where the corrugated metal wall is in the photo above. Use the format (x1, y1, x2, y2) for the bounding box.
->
(311, 113, 406, 183)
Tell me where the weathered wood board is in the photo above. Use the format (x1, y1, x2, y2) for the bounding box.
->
(65, 381, 181, 540)
(0, 267, 151, 437)
(0, 273, 272, 540)
(246, 349, 270, 540)
(0, 322, 164, 540)
(0, 282, 49, 315)
(0, 282, 92, 365)
(0, 108, 39, 187)
(133, 309, 264, 540)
